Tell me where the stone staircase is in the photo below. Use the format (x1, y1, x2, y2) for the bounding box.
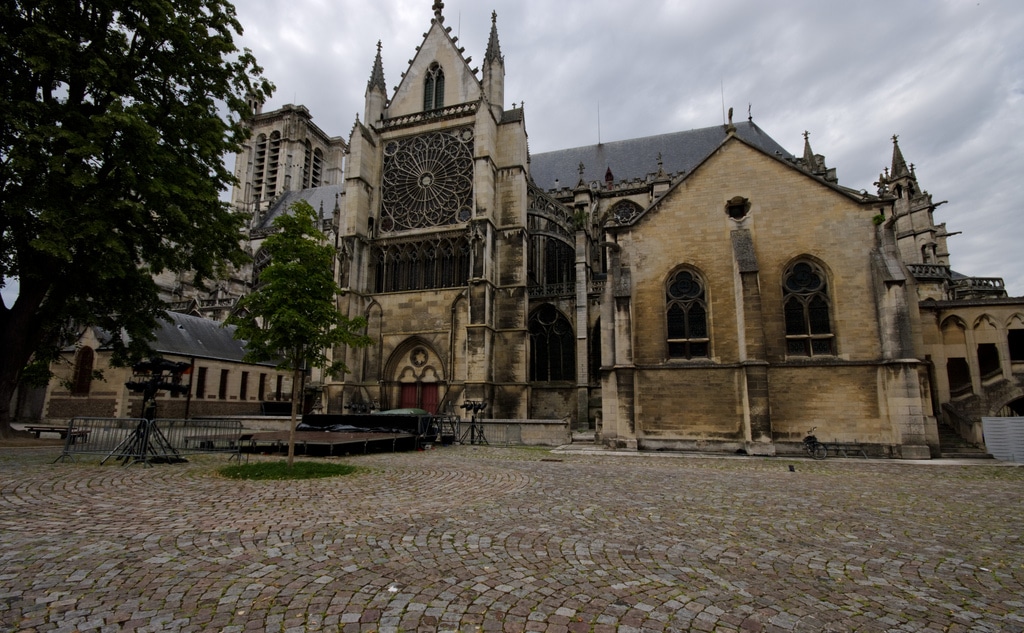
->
(937, 422, 992, 459)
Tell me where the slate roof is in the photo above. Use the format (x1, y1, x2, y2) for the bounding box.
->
(254, 184, 345, 231)
(83, 313, 277, 366)
(529, 121, 793, 192)
(149, 312, 265, 364)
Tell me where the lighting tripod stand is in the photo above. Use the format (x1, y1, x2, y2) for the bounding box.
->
(460, 400, 488, 445)
(103, 358, 191, 465)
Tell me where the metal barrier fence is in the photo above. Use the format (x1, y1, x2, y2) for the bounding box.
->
(456, 419, 568, 447)
(57, 417, 244, 466)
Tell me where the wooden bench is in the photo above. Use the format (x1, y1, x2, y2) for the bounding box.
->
(24, 426, 90, 444)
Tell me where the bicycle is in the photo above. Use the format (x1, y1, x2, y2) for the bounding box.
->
(802, 427, 828, 460)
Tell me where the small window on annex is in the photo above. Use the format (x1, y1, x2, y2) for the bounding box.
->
(783, 260, 835, 356)
(666, 268, 709, 359)
(71, 347, 95, 396)
(424, 63, 445, 111)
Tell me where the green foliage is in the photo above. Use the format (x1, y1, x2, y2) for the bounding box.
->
(227, 200, 372, 376)
(873, 214, 886, 225)
(0, 0, 274, 429)
(219, 460, 359, 480)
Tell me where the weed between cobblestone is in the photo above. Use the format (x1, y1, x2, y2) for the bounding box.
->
(218, 460, 359, 480)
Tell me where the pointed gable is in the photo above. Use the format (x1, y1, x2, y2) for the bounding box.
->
(386, 6, 482, 118)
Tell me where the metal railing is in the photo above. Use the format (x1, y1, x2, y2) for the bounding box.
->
(56, 417, 244, 466)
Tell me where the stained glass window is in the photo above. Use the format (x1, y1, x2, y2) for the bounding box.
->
(529, 304, 575, 381)
(380, 128, 474, 232)
(782, 261, 835, 356)
(666, 269, 709, 359)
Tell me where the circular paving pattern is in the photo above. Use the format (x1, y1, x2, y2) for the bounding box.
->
(1, 447, 1022, 632)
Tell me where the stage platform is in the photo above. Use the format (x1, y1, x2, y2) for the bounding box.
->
(246, 430, 419, 456)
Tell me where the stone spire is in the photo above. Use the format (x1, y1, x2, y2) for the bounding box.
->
(363, 40, 387, 124)
(367, 40, 386, 94)
(482, 10, 505, 119)
(802, 130, 816, 170)
(485, 10, 503, 64)
(890, 134, 911, 179)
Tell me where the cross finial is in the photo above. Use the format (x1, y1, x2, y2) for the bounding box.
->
(432, 1, 444, 18)
(491, 10, 497, 24)
(578, 162, 585, 176)
(803, 130, 810, 142)
(892, 134, 899, 144)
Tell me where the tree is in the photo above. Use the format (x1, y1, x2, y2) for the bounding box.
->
(0, 1, 273, 436)
(227, 201, 372, 467)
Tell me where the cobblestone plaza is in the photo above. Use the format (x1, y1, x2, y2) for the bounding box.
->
(2, 446, 1022, 632)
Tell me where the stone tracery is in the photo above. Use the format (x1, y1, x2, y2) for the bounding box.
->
(380, 128, 474, 232)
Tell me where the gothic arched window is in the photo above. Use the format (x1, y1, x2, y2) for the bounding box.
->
(424, 63, 445, 111)
(783, 260, 835, 356)
(529, 304, 575, 382)
(265, 131, 281, 199)
(666, 269, 709, 359)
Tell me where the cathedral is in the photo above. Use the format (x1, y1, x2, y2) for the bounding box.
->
(166, 2, 1022, 457)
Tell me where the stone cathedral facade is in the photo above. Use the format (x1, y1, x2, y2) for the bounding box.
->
(215, 3, 1023, 458)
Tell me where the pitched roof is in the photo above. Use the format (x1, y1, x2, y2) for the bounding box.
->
(529, 121, 793, 191)
(149, 312, 262, 364)
(253, 184, 344, 232)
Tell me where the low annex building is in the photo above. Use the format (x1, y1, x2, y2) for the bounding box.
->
(45, 312, 295, 421)
(169, 3, 1021, 457)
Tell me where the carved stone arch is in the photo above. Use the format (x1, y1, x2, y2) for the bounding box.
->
(940, 316, 968, 350)
(1005, 313, 1024, 329)
(382, 337, 446, 413)
(990, 389, 1024, 417)
(973, 314, 998, 330)
(942, 316, 966, 329)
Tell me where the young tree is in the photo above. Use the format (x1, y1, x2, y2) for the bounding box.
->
(227, 201, 372, 466)
(0, 1, 273, 436)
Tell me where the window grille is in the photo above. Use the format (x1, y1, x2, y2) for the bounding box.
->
(372, 237, 471, 293)
(529, 304, 575, 381)
(782, 260, 835, 356)
(666, 269, 709, 359)
(424, 63, 445, 111)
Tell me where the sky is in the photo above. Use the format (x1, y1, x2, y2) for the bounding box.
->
(2, 0, 1022, 307)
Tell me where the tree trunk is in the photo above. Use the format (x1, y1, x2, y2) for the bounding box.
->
(0, 276, 58, 438)
(0, 379, 17, 439)
(287, 366, 304, 468)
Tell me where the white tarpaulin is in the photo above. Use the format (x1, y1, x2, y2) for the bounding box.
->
(981, 417, 1024, 463)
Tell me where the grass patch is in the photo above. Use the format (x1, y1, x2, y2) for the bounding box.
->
(219, 460, 358, 480)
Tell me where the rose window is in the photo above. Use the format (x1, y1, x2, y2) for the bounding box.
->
(380, 128, 474, 232)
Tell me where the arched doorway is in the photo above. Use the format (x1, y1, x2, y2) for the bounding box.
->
(383, 339, 446, 413)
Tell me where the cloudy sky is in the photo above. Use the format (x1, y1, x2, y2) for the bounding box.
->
(233, 0, 1024, 296)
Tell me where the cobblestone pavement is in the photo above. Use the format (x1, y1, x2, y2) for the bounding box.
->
(1, 446, 1023, 632)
